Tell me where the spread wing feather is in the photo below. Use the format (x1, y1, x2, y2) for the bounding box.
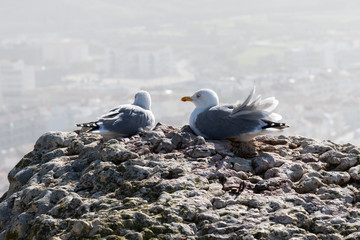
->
(230, 87, 280, 120)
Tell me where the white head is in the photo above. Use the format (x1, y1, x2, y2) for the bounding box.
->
(133, 90, 152, 110)
(181, 89, 219, 108)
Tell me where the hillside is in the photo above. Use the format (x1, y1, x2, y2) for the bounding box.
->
(1, 123, 360, 239)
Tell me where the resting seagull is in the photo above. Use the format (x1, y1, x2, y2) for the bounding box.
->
(181, 88, 288, 142)
(76, 90, 155, 138)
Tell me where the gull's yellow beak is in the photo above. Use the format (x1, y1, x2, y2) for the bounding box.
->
(181, 96, 193, 102)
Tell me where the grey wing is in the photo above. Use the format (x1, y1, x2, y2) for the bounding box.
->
(195, 106, 264, 139)
(99, 105, 154, 136)
(99, 104, 129, 119)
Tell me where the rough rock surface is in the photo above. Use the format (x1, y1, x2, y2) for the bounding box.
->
(1, 123, 360, 240)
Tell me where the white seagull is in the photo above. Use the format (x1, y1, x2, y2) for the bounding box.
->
(181, 88, 288, 142)
(76, 90, 155, 138)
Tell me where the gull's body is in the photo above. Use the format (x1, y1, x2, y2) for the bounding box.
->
(76, 91, 155, 138)
(181, 88, 288, 141)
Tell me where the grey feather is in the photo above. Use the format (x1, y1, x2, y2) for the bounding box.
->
(98, 105, 155, 137)
(232, 86, 256, 113)
(230, 87, 278, 120)
(195, 105, 263, 139)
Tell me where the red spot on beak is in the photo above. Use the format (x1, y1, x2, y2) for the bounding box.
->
(181, 96, 193, 102)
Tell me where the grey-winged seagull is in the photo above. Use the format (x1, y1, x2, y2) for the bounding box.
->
(76, 90, 155, 138)
(181, 88, 288, 141)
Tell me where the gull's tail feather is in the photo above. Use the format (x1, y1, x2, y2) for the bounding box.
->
(257, 97, 279, 112)
(268, 113, 282, 122)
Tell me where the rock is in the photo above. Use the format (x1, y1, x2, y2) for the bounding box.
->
(100, 144, 139, 164)
(321, 171, 351, 185)
(212, 198, 227, 209)
(252, 152, 284, 174)
(41, 148, 68, 163)
(300, 139, 334, 154)
(228, 157, 253, 173)
(71, 220, 92, 235)
(256, 135, 289, 145)
(349, 165, 360, 181)
(9, 166, 36, 189)
(211, 140, 233, 157)
(152, 138, 176, 153)
(186, 143, 215, 158)
(317, 186, 354, 203)
(9, 213, 34, 239)
(319, 150, 346, 165)
(1, 128, 360, 239)
(345, 232, 360, 240)
(232, 141, 258, 158)
(270, 210, 297, 225)
(295, 174, 325, 193)
(288, 163, 306, 182)
(301, 153, 318, 163)
(34, 131, 78, 152)
(333, 156, 358, 171)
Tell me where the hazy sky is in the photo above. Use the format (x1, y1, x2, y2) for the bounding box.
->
(1, 0, 360, 37)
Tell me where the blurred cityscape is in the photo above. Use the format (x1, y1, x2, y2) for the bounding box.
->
(1, 0, 360, 194)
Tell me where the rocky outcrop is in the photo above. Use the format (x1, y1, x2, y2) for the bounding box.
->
(1, 123, 360, 239)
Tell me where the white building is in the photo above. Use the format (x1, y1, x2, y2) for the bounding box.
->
(42, 39, 90, 67)
(0, 60, 35, 105)
(0, 106, 45, 151)
(106, 46, 176, 78)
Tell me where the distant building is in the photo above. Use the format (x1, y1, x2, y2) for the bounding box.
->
(284, 47, 326, 71)
(0, 42, 42, 65)
(0, 60, 35, 106)
(284, 48, 306, 71)
(106, 46, 176, 78)
(0, 106, 45, 151)
(336, 49, 360, 67)
(35, 66, 65, 88)
(307, 48, 325, 69)
(42, 39, 90, 67)
(257, 54, 280, 72)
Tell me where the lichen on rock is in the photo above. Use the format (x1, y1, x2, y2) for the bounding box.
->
(1, 124, 360, 239)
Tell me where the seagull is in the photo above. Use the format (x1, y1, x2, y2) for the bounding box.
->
(181, 88, 288, 141)
(76, 90, 155, 138)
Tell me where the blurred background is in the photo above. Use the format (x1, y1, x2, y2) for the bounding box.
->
(1, 0, 360, 194)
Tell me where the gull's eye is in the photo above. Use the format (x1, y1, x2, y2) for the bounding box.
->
(196, 94, 201, 98)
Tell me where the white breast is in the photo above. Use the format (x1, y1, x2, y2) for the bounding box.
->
(189, 107, 208, 137)
(145, 110, 156, 130)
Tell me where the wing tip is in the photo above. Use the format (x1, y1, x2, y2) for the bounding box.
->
(261, 120, 289, 130)
(76, 122, 99, 128)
